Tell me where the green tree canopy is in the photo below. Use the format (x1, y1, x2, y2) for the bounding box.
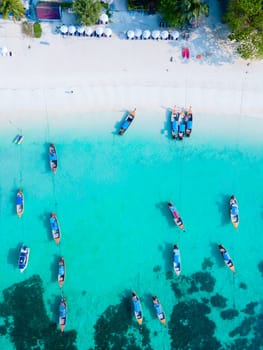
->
(158, 0, 209, 28)
(0, 0, 25, 20)
(223, 0, 263, 58)
(73, 0, 103, 26)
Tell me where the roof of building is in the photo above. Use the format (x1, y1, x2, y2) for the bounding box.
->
(36, 2, 61, 20)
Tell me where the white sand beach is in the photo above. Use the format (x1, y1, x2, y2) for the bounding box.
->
(0, 0, 263, 131)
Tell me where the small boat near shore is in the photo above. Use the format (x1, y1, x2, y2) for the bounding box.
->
(185, 106, 193, 137)
(14, 135, 24, 144)
(152, 296, 166, 325)
(58, 257, 66, 287)
(178, 108, 186, 140)
(119, 108, 136, 135)
(49, 143, 58, 173)
(173, 244, 181, 276)
(59, 297, 67, 332)
(230, 195, 239, 228)
(18, 245, 30, 272)
(171, 106, 179, 139)
(132, 292, 143, 325)
(50, 213, 61, 244)
(168, 202, 185, 231)
(218, 244, 235, 272)
(16, 189, 24, 218)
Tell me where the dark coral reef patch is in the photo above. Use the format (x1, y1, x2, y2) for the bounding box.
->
(0, 274, 77, 350)
(188, 272, 216, 293)
(241, 302, 258, 315)
(229, 317, 254, 337)
(201, 257, 214, 270)
(220, 308, 239, 320)
(168, 299, 221, 350)
(210, 293, 227, 308)
(92, 295, 153, 350)
(239, 282, 247, 289)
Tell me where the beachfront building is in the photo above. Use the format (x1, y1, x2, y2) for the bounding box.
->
(36, 1, 62, 20)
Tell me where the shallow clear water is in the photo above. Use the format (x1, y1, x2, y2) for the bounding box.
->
(0, 112, 263, 349)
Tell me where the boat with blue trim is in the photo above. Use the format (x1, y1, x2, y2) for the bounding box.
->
(168, 202, 185, 231)
(49, 143, 58, 173)
(230, 195, 239, 228)
(119, 108, 136, 135)
(173, 244, 181, 276)
(171, 106, 179, 139)
(185, 106, 193, 137)
(18, 245, 30, 272)
(59, 297, 67, 332)
(16, 189, 24, 218)
(132, 292, 143, 325)
(58, 257, 66, 287)
(152, 296, 166, 325)
(14, 135, 24, 144)
(218, 244, 235, 272)
(50, 213, 61, 244)
(178, 108, 186, 140)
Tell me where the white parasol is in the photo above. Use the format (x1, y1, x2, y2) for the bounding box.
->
(99, 13, 108, 24)
(77, 26, 85, 35)
(68, 25, 76, 35)
(84, 27, 93, 36)
(104, 28, 112, 37)
(127, 30, 135, 39)
(0, 47, 8, 55)
(143, 30, 151, 39)
(151, 30, 160, 40)
(96, 27, 104, 37)
(171, 30, 180, 40)
(161, 30, 169, 40)
(60, 25, 68, 34)
(135, 29, 142, 39)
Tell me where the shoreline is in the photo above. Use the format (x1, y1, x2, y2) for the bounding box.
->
(0, 21, 263, 127)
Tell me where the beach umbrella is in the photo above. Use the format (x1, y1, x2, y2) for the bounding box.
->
(77, 26, 85, 35)
(96, 27, 104, 37)
(99, 13, 108, 24)
(151, 30, 160, 40)
(135, 29, 142, 39)
(143, 30, 150, 39)
(127, 30, 135, 40)
(0, 47, 8, 55)
(104, 28, 112, 37)
(60, 25, 68, 34)
(171, 30, 180, 40)
(68, 25, 76, 35)
(84, 27, 93, 37)
(161, 30, 169, 40)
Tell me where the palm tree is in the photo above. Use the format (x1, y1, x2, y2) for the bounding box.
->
(73, 0, 102, 26)
(0, 0, 25, 20)
(190, 0, 209, 26)
(178, 0, 209, 27)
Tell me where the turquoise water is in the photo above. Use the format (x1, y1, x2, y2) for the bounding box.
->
(0, 111, 263, 350)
